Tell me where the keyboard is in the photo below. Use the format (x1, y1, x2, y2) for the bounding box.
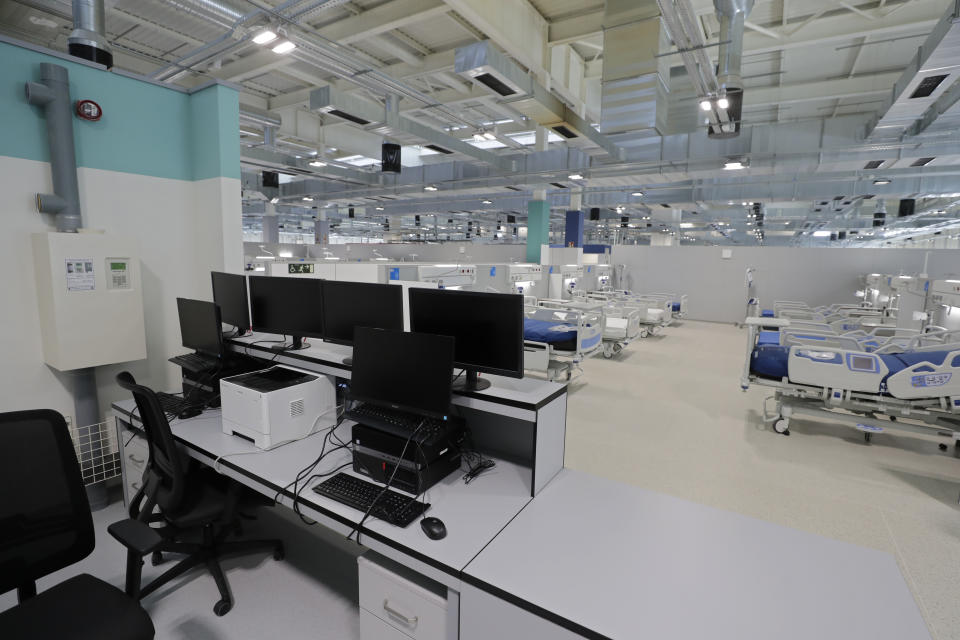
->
(346, 403, 455, 442)
(169, 352, 220, 372)
(156, 392, 195, 416)
(312, 472, 429, 528)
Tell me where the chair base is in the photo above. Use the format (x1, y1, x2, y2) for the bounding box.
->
(127, 522, 283, 616)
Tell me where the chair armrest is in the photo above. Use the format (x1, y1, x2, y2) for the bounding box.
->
(107, 518, 163, 555)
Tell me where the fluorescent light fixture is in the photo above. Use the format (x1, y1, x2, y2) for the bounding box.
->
(873, 179, 891, 185)
(255, 255, 276, 260)
(269, 197, 279, 204)
(374, 257, 388, 261)
(424, 185, 438, 191)
(482, 199, 492, 204)
(375, 206, 384, 210)
(253, 30, 277, 45)
(278, 251, 293, 258)
(717, 97, 729, 109)
(272, 40, 296, 54)
(324, 256, 340, 260)
(568, 173, 584, 180)
(724, 161, 745, 170)
(680, 222, 694, 228)
(812, 230, 831, 237)
(482, 132, 497, 141)
(308, 160, 327, 167)
(699, 100, 712, 111)
(302, 196, 313, 201)
(632, 191, 644, 197)
(473, 132, 485, 143)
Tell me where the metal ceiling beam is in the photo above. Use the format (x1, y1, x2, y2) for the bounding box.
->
(317, 0, 449, 45)
(743, 71, 901, 107)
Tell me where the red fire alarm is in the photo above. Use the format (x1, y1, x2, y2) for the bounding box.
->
(75, 99, 102, 121)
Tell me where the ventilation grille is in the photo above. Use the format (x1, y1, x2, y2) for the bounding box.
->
(550, 182, 567, 189)
(424, 144, 453, 154)
(290, 399, 305, 418)
(910, 75, 948, 99)
(864, 160, 884, 169)
(552, 125, 578, 139)
(327, 109, 370, 125)
(474, 72, 517, 96)
(911, 157, 935, 167)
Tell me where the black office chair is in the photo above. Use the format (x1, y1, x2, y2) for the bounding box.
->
(116, 372, 284, 616)
(0, 409, 156, 639)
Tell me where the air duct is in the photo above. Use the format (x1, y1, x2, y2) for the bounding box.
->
(68, 0, 113, 68)
(599, 0, 669, 148)
(710, 0, 754, 138)
(240, 105, 282, 128)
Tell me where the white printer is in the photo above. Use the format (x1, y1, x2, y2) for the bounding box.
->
(220, 365, 336, 449)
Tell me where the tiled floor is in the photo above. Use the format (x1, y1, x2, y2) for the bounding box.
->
(3, 319, 957, 639)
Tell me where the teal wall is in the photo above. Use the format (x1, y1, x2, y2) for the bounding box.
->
(526, 200, 551, 262)
(0, 41, 239, 181)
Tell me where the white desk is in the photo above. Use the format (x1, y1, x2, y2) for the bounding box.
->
(112, 400, 531, 591)
(460, 469, 932, 640)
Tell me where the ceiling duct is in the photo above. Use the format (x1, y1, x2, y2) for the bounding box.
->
(455, 41, 624, 160)
(868, 1, 960, 139)
(239, 105, 281, 129)
(68, 0, 113, 68)
(710, 0, 754, 139)
(598, 0, 669, 149)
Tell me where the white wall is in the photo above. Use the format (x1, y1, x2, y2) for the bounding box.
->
(0, 157, 241, 425)
(613, 245, 960, 323)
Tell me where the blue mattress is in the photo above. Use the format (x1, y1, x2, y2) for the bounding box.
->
(761, 309, 775, 318)
(750, 345, 957, 382)
(671, 302, 681, 312)
(758, 331, 780, 346)
(525, 318, 578, 349)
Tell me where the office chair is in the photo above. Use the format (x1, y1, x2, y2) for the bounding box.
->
(0, 409, 156, 639)
(116, 372, 284, 616)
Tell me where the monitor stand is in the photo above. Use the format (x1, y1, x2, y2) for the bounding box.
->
(452, 369, 490, 392)
(271, 335, 309, 351)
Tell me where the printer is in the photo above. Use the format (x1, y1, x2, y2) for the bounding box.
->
(220, 366, 336, 449)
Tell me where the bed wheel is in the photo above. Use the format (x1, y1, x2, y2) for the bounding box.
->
(614, 343, 622, 354)
(939, 443, 948, 451)
(603, 350, 612, 359)
(773, 419, 790, 436)
(864, 432, 873, 443)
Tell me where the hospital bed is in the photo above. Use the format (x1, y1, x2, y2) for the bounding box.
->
(645, 292, 688, 319)
(586, 291, 669, 335)
(523, 303, 603, 381)
(741, 317, 960, 449)
(539, 298, 641, 359)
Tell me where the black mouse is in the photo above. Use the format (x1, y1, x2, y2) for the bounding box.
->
(420, 517, 447, 540)
(177, 406, 203, 420)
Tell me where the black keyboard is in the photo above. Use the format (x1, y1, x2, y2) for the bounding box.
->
(156, 392, 194, 416)
(313, 472, 429, 528)
(169, 352, 220, 372)
(346, 403, 453, 441)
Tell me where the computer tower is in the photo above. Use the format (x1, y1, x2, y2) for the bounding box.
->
(351, 421, 465, 494)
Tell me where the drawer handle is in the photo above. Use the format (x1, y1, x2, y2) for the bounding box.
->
(128, 453, 145, 464)
(383, 600, 417, 626)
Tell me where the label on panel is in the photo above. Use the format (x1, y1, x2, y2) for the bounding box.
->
(66, 258, 95, 291)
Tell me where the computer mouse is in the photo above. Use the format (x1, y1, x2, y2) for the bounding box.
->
(420, 517, 447, 540)
(177, 406, 203, 420)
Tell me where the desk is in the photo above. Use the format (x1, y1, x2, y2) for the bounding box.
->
(112, 400, 531, 593)
(460, 469, 932, 640)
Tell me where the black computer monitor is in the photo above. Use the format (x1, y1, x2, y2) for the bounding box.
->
(176, 298, 223, 358)
(351, 327, 454, 418)
(322, 281, 404, 362)
(408, 289, 524, 392)
(248, 276, 324, 350)
(211, 271, 250, 334)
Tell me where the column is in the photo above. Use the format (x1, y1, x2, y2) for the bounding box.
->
(527, 200, 551, 262)
(262, 202, 279, 244)
(564, 210, 584, 247)
(314, 209, 329, 245)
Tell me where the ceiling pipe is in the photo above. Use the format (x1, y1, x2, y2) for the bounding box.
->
(68, 0, 113, 68)
(240, 104, 282, 128)
(710, 0, 754, 138)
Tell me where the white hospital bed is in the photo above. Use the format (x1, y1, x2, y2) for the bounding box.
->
(523, 304, 603, 381)
(539, 298, 641, 359)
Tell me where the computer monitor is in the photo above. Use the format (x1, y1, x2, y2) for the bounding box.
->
(176, 298, 223, 358)
(351, 327, 454, 419)
(211, 271, 250, 334)
(248, 276, 324, 350)
(322, 281, 404, 362)
(408, 289, 524, 392)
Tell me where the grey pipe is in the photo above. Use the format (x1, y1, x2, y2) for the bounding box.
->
(68, 0, 113, 68)
(240, 105, 282, 128)
(26, 64, 83, 233)
(713, 0, 753, 93)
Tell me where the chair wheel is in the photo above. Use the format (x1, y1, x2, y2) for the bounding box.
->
(214, 599, 232, 616)
(939, 443, 948, 451)
(273, 543, 285, 561)
(151, 551, 163, 566)
(773, 418, 790, 435)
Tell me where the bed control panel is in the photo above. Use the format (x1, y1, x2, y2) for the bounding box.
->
(788, 347, 888, 393)
(846, 354, 880, 373)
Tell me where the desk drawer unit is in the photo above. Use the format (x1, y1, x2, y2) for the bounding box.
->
(358, 555, 449, 640)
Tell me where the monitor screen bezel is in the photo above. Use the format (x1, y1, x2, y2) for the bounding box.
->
(176, 297, 224, 358)
(210, 271, 250, 330)
(247, 275, 325, 340)
(321, 280, 404, 347)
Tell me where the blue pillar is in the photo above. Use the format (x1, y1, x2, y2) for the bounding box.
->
(564, 210, 584, 247)
(526, 200, 551, 262)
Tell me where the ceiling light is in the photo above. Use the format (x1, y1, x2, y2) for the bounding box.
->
(632, 191, 644, 197)
(873, 179, 891, 185)
(568, 173, 584, 180)
(424, 185, 438, 191)
(482, 199, 493, 204)
(269, 197, 279, 204)
(717, 97, 729, 109)
(302, 197, 313, 202)
(725, 161, 746, 171)
(375, 206, 384, 211)
(272, 40, 296, 54)
(680, 222, 693, 228)
(473, 132, 485, 142)
(813, 230, 831, 237)
(482, 132, 497, 141)
(699, 100, 712, 111)
(308, 160, 327, 167)
(255, 255, 276, 260)
(253, 30, 278, 45)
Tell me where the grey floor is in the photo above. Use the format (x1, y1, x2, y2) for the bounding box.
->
(3, 320, 958, 639)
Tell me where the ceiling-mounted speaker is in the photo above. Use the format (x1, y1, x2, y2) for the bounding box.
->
(348, 207, 355, 218)
(262, 171, 279, 188)
(507, 214, 516, 224)
(589, 207, 600, 221)
(382, 143, 401, 173)
(898, 199, 915, 217)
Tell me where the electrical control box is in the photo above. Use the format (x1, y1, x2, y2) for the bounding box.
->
(32, 231, 147, 371)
